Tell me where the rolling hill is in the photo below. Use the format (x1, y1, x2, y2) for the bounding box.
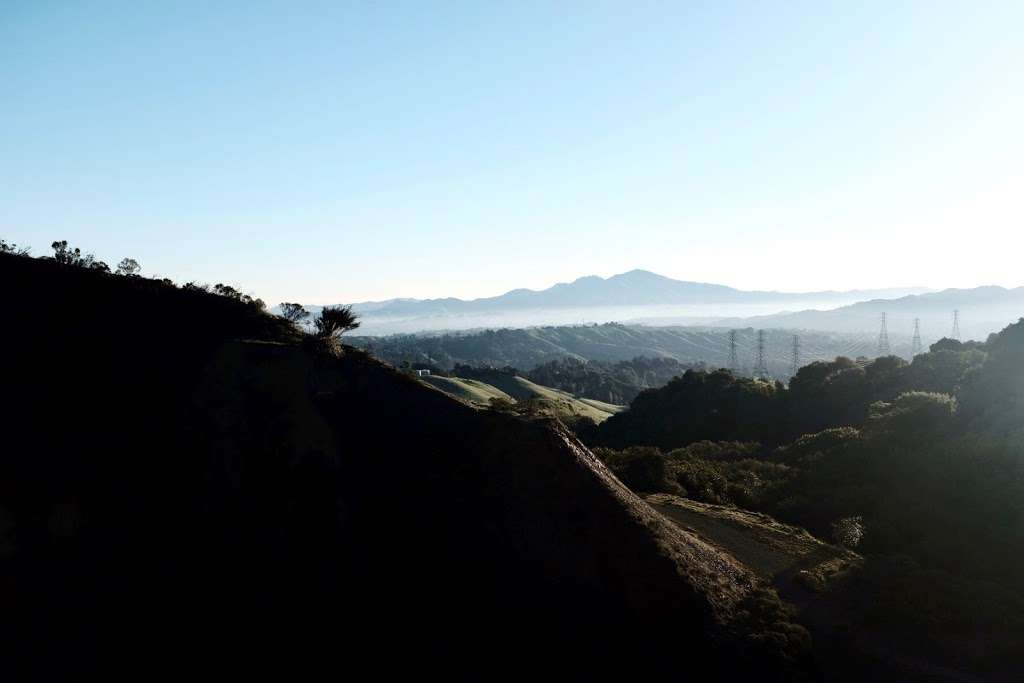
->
(351, 323, 919, 383)
(421, 372, 623, 423)
(419, 375, 515, 405)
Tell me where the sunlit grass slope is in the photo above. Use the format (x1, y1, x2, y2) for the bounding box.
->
(421, 372, 624, 423)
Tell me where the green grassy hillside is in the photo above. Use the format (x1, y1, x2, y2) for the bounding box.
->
(421, 375, 514, 404)
(422, 371, 623, 423)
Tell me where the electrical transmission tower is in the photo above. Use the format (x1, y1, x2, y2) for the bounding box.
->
(791, 334, 801, 378)
(754, 329, 768, 379)
(952, 309, 961, 341)
(911, 318, 923, 357)
(728, 330, 738, 372)
(877, 312, 891, 357)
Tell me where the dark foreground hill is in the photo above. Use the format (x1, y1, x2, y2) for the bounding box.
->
(0, 253, 808, 680)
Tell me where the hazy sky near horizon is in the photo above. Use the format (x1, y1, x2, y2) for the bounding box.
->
(3, 1, 1023, 304)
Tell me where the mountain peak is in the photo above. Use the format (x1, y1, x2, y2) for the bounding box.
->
(611, 269, 663, 281)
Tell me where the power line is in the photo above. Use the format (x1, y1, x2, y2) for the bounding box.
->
(728, 329, 738, 372)
(754, 329, 768, 379)
(791, 334, 801, 378)
(952, 309, 961, 341)
(877, 312, 891, 357)
(911, 318, 923, 357)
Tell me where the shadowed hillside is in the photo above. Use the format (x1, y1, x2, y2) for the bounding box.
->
(0, 252, 809, 680)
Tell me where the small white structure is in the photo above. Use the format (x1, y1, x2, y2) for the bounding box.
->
(415, 369, 431, 377)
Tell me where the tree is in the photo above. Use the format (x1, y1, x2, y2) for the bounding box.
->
(279, 302, 310, 324)
(51, 240, 108, 271)
(213, 283, 243, 300)
(51, 240, 79, 265)
(931, 338, 964, 353)
(115, 258, 141, 276)
(313, 305, 360, 339)
(0, 239, 30, 256)
(213, 283, 265, 310)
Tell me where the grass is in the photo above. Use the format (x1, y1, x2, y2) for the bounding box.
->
(421, 376, 514, 405)
(420, 372, 624, 423)
(646, 493, 860, 593)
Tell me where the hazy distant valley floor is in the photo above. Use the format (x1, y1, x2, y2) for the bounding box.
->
(349, 323, 922, 386)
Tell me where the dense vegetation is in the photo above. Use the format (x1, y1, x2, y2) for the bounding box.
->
(593, 326, 1024, 674)
(592, 343, 983, 451)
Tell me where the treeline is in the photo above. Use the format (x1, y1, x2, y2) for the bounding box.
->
(593, 323, 1024, 672)
(1, 238, 361, 350)
(1, 238, 270, 310)
(591, 340, 985, 450)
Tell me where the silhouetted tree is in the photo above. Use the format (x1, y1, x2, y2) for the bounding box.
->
(314, 305, 360, 339)
(214, 283, 242, 299)
(213, 283, 265, 311)
(51, 240, 78, 265)
(0, 239, 30, 256)
(50, 240, 108, 271)
(115, 258, 141, 276)
(279, 302, 310, 324)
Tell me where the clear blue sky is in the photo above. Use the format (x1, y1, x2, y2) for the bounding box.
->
(3, 1, 1022, 304)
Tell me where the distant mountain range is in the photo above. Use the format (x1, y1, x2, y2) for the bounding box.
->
(347, 270, 925, 314)
(297, 270, 930, 335)
(712, 286, 1024, 341)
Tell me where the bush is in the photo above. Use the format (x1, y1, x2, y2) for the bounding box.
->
(0, 239, 30, 256)
(832, 516, 864, 548)
(593, 446, 679, 494)
(866, 391, 956, 438)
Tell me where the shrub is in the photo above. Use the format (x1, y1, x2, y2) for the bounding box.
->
(867, 391, 956, 438)
(832, 516, 864, 549)
(0, 239, 30, 256)
(594, 446, 679, 493)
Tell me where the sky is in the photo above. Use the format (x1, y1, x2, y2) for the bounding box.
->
(2, 1, 1023, 305)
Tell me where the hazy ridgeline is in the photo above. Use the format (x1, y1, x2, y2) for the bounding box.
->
(350, 323, 920, 381)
